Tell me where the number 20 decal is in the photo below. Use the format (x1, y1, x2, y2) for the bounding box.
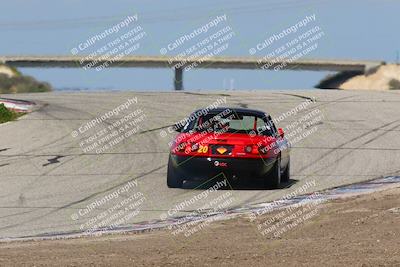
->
(198, 145, 208, 153)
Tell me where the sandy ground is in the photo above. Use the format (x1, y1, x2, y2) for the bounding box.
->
(340, 64, 400, 90)
(0, 186, 399, 267)
(0, 65, 16, 78)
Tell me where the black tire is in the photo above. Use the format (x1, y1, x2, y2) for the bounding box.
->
(265, 157, 281, 189)
(281, 158, 290, 183)
(167, 156, 183, 188)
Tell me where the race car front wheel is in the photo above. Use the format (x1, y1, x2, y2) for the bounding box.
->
(265, 157, 281, 189)
(167, 155, 183, 188)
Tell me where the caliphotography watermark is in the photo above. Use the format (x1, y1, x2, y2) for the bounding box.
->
(71, 97, 147, 154)
(170, 108, 234, 155)
(159, 14, 235, 72)
(248, 98, 323, 154)
(249, 14, 325, 71)
(70, 180, 146, 236)
(159, 96, 227, 139)
(160, 179, 235, 237)
(249, 180, 326, 238)
(274, 107, 324, 154)
(70, 13, 147, 71)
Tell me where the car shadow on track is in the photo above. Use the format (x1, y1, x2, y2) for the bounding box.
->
(181, 179, 299, 190)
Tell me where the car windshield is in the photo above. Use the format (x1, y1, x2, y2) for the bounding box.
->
(183, 110, 274, 136)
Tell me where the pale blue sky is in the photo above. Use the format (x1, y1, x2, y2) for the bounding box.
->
(1, 0, 398, 90)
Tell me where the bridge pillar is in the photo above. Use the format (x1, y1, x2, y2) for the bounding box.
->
(174, 67, 183, 90)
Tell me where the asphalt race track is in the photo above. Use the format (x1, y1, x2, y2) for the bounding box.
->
(1, 90, 400, 239)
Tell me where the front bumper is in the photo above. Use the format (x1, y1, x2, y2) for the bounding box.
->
(169, 154, 276, 181)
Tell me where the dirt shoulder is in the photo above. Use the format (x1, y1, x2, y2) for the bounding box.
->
(340, 64, 400, 90)
(316, 64, 400, 90)
(1, 187, 399, 267)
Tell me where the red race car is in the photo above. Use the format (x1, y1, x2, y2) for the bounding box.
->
(167, 107, 290, 189)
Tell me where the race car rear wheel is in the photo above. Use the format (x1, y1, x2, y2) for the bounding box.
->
(281, 157, 290, 183)
(167, 155, 183, 188)
(265, 157, 281, 189)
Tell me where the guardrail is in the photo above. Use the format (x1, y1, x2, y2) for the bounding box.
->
(0, 56, 384, 90)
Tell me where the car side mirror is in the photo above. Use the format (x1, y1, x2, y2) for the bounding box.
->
(278, 128, 284, 138)
(173, 123, 184, 132)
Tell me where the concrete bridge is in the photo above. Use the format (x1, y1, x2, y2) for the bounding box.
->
(0, 55, 384, 90)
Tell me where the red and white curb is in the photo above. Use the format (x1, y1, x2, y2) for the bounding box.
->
(0, 98, 36, 113)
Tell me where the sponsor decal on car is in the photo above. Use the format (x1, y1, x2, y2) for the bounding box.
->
(216, 147, 227, 154)
(214, 161, 227, 167)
